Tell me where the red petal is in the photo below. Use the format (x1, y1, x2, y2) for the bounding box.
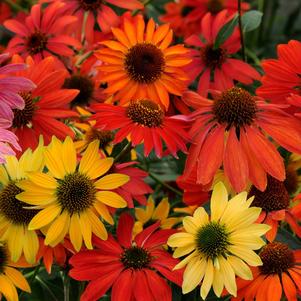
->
(117, 213, 134, 248)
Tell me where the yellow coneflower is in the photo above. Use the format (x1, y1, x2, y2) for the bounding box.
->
(168, 182, 270, 299)
(0, 141, 44, 264)
(16, 136, 129, 252)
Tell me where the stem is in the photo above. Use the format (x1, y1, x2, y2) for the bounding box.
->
(19, 265, 41, 299)
(36, 276, 59, 301)
(63, 273, 70, 301)
(3, 0, 27, 12)
(148, 172, 183, 196)
(114, 141, 132, 162)
(238, 0, 246, 62)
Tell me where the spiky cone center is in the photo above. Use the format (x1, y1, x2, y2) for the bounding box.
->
(56, 172, 97, 215)
(85, 128, 114, 149)
(200, 45, 227, 69)
(120, 246, 152, 269)
(26, 31, 48, 55)
(124, 43, 165, 84)
(259, 242, 295, 275)
(195, 221, 230, 259)
(249, 176, 290, 212)
(13, 92, 35, 128)
(0, 181, 39, 225)
(126, 99, 164, 127)
(212, 87, 257, 131)
(78, 0, 102, 10)
(207, 0, 225, 14)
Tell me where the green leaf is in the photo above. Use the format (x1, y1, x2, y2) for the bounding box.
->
(241, 10, 263, 32)
(213, 14, 238, 49)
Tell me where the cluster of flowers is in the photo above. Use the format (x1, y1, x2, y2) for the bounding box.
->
(0, 0, 301, 300)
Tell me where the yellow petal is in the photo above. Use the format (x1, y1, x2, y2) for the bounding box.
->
(62, 136, 76, 174)
(173, 250, 199, 270)
(212, 267, 224, 297)
(0, 274, 18, 301)
(227, 256, 253, 280)
(183, 216, 199, 234)
(167, 232, 195, 247)
(45, 212, 69, 247)
(23, 230, 39, 264)
(29, 204, 61, 230)
(94, 174, 129, 190)
(16, 191, 56, 206)
(27, 172, 58, 189)
(219, 256, 237, 297)
(5, 267, 31, 292)
(228, 245, 262, 266)
(152, 197, 170, 220)
(0, 166, 9, 185)
(93, 202, 114, 225)
(182, 257, 206, 294)
(173, 244, 195, 258)
(200, 259, 214, 299)
(229, 234, 266, 250)
(211, 182, 228, 222)
(79, 211, 92, 249)
(5, 155, 20, 180)
(69, 214, 83, 252)
(193, 207, 209, 226)
(87, 210, 108, 240)
(7, 226, 24, 263)
(95, 191, 127, 208)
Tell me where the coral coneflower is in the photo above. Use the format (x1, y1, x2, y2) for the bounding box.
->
(257, 40, 301, 116)
(10, 55, 79, 151)
(69, 213, 183, 301)
(0, 141, 44, 264)
(96, 14, 191, 110)
(234, 242, 301, 301)
(185, 11, 260, 96)
(168, 182, 270, 299)
(16, 137, 129, 251)
(183, 87, 301, 192)
(92, 100, 191, 157)
(4, 3, 81, 61)
(0, 243, 31, 301)
(249, 176, 301, 241)
(40, 0, 143, 42)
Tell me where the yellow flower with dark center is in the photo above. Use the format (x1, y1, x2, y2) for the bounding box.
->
(134, 196, 180, 234)
(0, 243, 31, 301)
(168, 182, 270, 299)
(16, 136, 129, 252)
(0, 141, 44, 264)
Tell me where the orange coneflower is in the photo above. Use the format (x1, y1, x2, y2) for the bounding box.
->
(234, 242, 301, 301)
(95, 14, 191, 110)
(183, 87, 301, 192)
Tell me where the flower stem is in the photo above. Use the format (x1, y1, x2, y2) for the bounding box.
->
(238, 0, 246, 62)
(114, 141, 132, 162)
(63, 272, 70, 301)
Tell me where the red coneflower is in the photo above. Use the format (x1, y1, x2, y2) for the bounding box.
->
(248, 176, 301, 241)
(257, 40, 301, 116)
(185, 11, 260, 96)
(4, 3, 81, 61)
(10, 55, 79, 151)
(69, 213, 183, 301)
(183, 87, 301, 192)
(39, 0, 143, 43)
(92, 100, 191, 158)
(234, 242, 301, 301)
(95, 14, 191, 110)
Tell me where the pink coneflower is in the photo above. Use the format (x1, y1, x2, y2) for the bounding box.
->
(0, 53, 35, 127)
(185, 11, 260, 96)
(4, 3, 81, 61)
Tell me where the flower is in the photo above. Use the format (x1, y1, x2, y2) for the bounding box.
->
(0, 53, 35, 127)
(4, 3, 81, 61)
(16, 136, 129, 251)
(0, 141, 44, 263)
(69, 213, 183, 301)
(185, 11, 260, 96)
(112, 162, 153, 208)
(92, 100, 191, 157)
(234, 242, 301, 301)
(257, 40, 301, 116)
(284, 153, 301, 195)
(36, 237, 75, 274)
(134, 196, 180, 234)
(0, 243, 31, 301)
(183, 87, 301, 192)
(168, 182, 270, 299)
(249, 176, 301, 241)
(10, 55, 79, 151)
(95, 14, 191, 110)
(40, 0, 143, 42)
